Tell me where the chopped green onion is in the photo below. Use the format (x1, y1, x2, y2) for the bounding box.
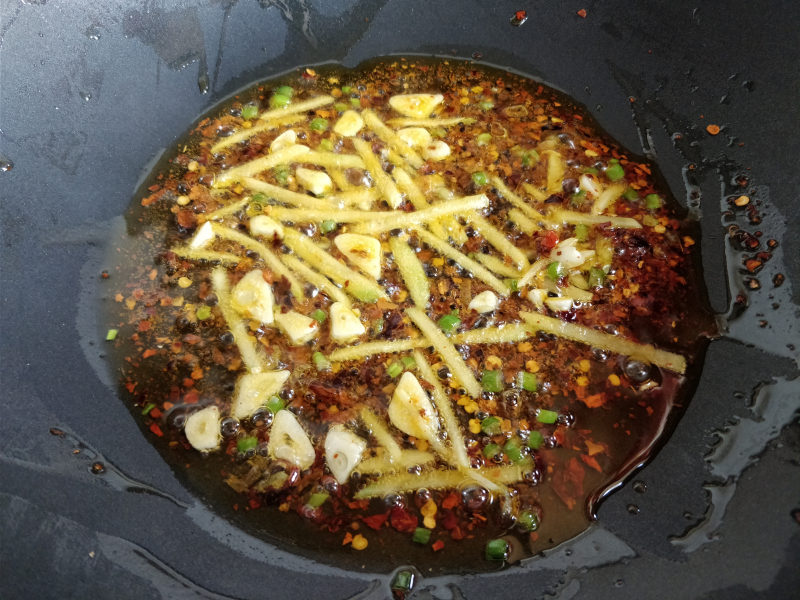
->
(319, 219, 337, 234)
(546, 261, 564, 280)
(241, 104, 258, 120)
(605, 163, 625, 181)
(141, 402, 156, 416)
(481, 370, 504, 393)
(503, 438, 524, 463)
(318, 138, 334, 152)
(588, 267, 606, 288)
(412, 527, 432, 544)
(341, 85, 352, 94)
(517, 371, 538, 392)
(334, 102, 349, 113)
(349, 97, 361, 108)
(372, 317, 384, 335)
(471, 171, 489, 187)
(527, 430, 545, 450)
(483, 442, 501, 458)
(269, 93, 291, 109)
(310, 309, 327, 323)
(581, 166, 600, 176)
(310, 117, 329, 132)
(252, 192, 267, 204)
(275, 85, 294, 97)
(437, 313, 461, 335)
(266, 395, 285, 414)
(522, 150, 539, 167)
(273, 165, 290, 185)
(485, 538, 509, 561)
(401, 355, 417, 369)
(505, 278, 519, 292)
(517, 510, 540, 532)
(570, 189, 587, 207)
(645, 193, 662, 210)
(608, 158, 619, 164)
(574, 223, 589, 241)
(387, 361, 404, 378)
(623, 188, 639, 201)
(476, 132, 492, 146)
(196, 305, 212, 321)
(312, 351, 331, 371)
(479, 100, 495, 111)
(105, 328, 118, 341)
(237, 436, 258, 453)
(537, 409, 558, 424)
(307, 491, 330, 508)
(391, 570, 415, 591)
(480, 416, 502, 435)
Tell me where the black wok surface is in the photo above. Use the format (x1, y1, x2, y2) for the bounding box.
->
(1, 1, 798, 598)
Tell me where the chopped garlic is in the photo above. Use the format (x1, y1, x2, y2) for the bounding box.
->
(388, 372, 438, 443)
(270, 129, 297, 153)
(389, 93, 444, 118)
(330, 302, 366, 342)
(295, 167, 333, 196)
(423, 141, 451, 161)
(550, 237, 595, 270)
(397, 127, 432, 148)
(468, 290, 498, 313)
(189, 221, 215, 249)
(231, 370, 290, 419)
(230, 270, 275, 324)
(333, 233, 382, 279)
(545, 296, 573, 312)
(268, 410, 315, 470)
(275, 310, 319, 345)
(249, 214, 284, 239)
(184, 405, 221, 451)
(528, 288, 547, 310)
(333, 110, 364, 137)
(324, 425, 367, 484)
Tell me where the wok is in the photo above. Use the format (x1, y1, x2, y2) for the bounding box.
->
(1, 0, 798, 598)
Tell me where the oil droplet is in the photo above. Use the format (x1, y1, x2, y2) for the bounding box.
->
(80, 91, 92, 102)
(509, 10, 528, 26)
(85, 25, 101, 40)
(90, 461, 106, 474)
(632, 480, 647, 494)
(197, 72, 210, 95)
(614, 578, 625, 588)
(0, 155, 13, 172)
(626, 504, 640, 515)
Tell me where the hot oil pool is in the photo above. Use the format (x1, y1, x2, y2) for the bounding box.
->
(103, 58, 716, 574)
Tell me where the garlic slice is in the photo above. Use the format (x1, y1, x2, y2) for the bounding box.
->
(389, 93, 444, 118)
(329, 301, 366, 342)
(333, 110, 364, 137)
(422, 140, 451, 161)
(184, 405, 221, 451)
(275, 310, 319, 345)
(230, 270, 275, 325)
(388, 372, 438, 443)
(295, 167, 333, 196)
(397, 127, 432, 148)
(249, 214, 284, 239)
(468, 290, 499, 313)
(549, 237, 595, 270)
(231, 370, 291, 419)
(268, 410, 315, 470)
(270, 129, 297, 153)
(333, 233, 382, 280)
(324, 425, 367, 484)
(189, 221, 215, 249)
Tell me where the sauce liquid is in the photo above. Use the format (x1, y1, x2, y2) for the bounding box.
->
(104, 58, 716, 574)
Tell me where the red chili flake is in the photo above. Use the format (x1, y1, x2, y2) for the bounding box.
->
(540, 230, 559, 252)
(248, 497, 261, 510)
(706, 124, 721, 135)
(362, 513, 389, 530)
(137, 320, 152, 332)
(390, 505, 419, 533)
(149, 407, 163, 419)
(142, 348, 157, 359)
(577, 8, 587, 18)
(580, 454, 603, 472)
(431, 540, 445, 552)
(149, 423, 164, 437)
(441, 493, 459, 510)
(183, 389, 200, 404)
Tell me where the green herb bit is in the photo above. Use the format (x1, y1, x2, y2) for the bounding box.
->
(522, 150, 539, 167)
(476, 132, 492, 146)
(481, 370, 504, 393)
(237, 436, 258, 453)
(505, 278, 519, 293)
(485, 538, 510, 561)
(241, 104, 258, 120)
(527, 430, 545, 450)
(313, 351, 331, 372)
(275, 85, 294, 97)
(517, 509, 540, 532)
(503, 438, 525, 463)
(412, 527, 432, 544)
(319, 219, 337, 234)
(196, 305, 212, 321)
(537, 409, 558, 424)
(318, 138, 334, 152)
(605, 163, 625, 181)
(482, 442, 501, 459)
(437, 313, 461, 335)
(517, 371, 538, 392)
(334, 102, 349, 113)
(311, 309, 327, 323)
(480, 416, 502, 435)
(571, 189, 587, 207)
(401, 355, 417, 369)
(266, 395, 285, 414)
(269, 94, 291, 109)
(349, 97, 361, 108)
(141, 402, 156, 416)
(546, 261, 565, 280)
(387, 361, 404, 378)
(341, 85, 352, 94)
(623, 188, 639, 201)
(310, 117, 329, 132)
(307, 491, 330, 508)
(105, 328, 118, 341)
(391, 570, 415, 591)
(479, 100, 495, 111)
(588, 267, 606, 288)
(574, 223, 589, 241)
(581, 166, 600, 176)
(471, 171, 489, 187)
(273, 165, 290, 185)
(372, 317, 384, 335)
(645, 193, 662, 210)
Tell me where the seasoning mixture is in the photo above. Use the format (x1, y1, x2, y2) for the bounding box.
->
(107, 59, 713, 570)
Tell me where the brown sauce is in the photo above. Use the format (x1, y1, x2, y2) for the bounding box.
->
(104, 58, 715, 573)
